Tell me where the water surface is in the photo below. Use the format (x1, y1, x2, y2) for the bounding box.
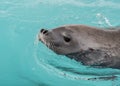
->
(0, 0, 120, 86)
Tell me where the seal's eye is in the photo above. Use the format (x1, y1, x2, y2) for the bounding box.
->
(63, 36, 71, 42)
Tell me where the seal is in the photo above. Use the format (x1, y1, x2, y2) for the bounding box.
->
(38, 24, 120, 69)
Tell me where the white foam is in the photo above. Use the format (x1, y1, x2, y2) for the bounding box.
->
(96, 13, 112, 27)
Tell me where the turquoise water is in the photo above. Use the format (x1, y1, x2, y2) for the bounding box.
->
(0, 0, 120, 86)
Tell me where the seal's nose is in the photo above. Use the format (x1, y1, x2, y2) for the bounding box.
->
(40, 29, 48, 35)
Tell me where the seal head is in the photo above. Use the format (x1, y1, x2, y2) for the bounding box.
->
(39, 27, 81, 55)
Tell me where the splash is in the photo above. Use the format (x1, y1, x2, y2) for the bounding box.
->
(96, 13, 112, 27)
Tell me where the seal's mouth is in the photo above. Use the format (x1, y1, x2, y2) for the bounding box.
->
(38, 32, 62, 54)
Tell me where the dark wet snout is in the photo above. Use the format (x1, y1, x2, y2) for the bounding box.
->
(40, 29, 49, 35)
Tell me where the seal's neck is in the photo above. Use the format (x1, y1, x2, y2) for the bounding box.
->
(66, 48, 113, 67)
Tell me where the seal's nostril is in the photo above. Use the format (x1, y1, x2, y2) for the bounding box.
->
(40, 29, 48, 34)
(40, 29, 44, 33)
(43, 30, 48, 34)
